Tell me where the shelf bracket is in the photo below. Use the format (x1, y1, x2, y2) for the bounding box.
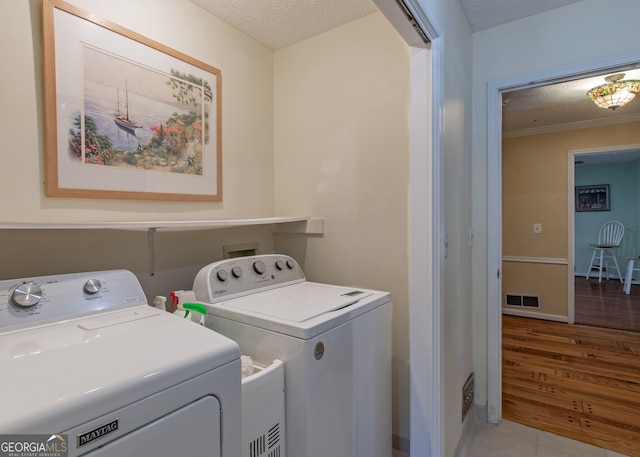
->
(147, 228, 157, 276)
(271, 218, 324, 235)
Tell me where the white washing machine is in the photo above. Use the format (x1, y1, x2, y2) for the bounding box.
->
(0, 270, 241, 457)
(193, 254, 392, 457)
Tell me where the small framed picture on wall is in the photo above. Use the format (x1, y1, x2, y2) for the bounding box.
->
(575, 184, 610, 212)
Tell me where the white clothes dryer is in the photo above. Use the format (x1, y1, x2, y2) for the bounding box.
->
(0, 270, 241, 457)
(193, 254, 391, 457)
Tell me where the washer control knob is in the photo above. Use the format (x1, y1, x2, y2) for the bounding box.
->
(11, 282, 43, 308)
(216, 269, 229, 282)
(231, 266, 243, 278)
(253, 260, 266, 275)
(83, 279, 102, 295)
(275, 260, 285, 270)
(286, 259, 295, 269)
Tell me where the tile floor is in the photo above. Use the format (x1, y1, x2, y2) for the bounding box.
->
(391, 420, 632, 457)
(458, 420, 630, 457)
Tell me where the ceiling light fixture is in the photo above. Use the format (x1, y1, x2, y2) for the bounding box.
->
(587, 73, 640, 111)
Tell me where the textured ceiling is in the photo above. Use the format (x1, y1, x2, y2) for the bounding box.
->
(458, 0, 584, 32)
(190, 0, 378, 50)
(502, 68, 640, 134)
(187, 0, 640, 137)
(189, 0, 587, 48)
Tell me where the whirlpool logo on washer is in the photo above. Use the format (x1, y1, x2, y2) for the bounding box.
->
(0, 434, 68, 457)
(77, 418, 118, 447)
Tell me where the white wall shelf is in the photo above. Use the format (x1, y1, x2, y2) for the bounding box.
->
(0, 216, 324, 234)
(0, 217, 324, 275)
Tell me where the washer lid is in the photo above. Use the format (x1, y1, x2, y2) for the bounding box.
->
(225, 283, 374, 322)
(206, 282, 390, 339)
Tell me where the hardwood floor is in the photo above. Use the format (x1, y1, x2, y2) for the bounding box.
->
(502, 315, 640, 457)
(575, 276, 640, 332)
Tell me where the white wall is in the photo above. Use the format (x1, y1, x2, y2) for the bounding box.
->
(273, 12, 412, 441)
(416, 0, 475, 453)
(1, 0, 274, 223)
(471, 0, 640, 413)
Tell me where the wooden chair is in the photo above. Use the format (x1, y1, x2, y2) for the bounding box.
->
(585, 221, 624, 283)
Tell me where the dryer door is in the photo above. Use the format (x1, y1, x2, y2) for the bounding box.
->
(81, 396, 221, 457)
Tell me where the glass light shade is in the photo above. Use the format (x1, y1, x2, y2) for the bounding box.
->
(591, 88, 636, 110)
(587, 76, 640, 111)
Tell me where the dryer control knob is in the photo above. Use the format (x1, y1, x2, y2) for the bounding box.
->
(253, 260, 266, 275)
(286, 259, 295, 269)
(275, 260, 285, 270)
(216, 269, 229, 282)
(231, 266, 243, 278)
(11, 282, 43, 308)
(83, 279, 102, 295)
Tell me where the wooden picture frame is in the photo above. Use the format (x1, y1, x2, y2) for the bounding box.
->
(575, 184, 610, 212)
(42, 0, 222, 201)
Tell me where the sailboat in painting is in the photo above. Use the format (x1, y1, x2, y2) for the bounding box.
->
(114, 81, 141, 134)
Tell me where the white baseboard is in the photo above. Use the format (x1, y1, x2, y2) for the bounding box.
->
(452, 406, 476, 457)
(474, 403, 487, 422)
(502, 308, 568, 322)
(392, 434, 410, 455)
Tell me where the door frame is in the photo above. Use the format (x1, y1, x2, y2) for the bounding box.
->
(388, 1, 445, 455)
(405, 7, 444, 457)
(374, 1, 444, 455)
(486, 50, 640, 424)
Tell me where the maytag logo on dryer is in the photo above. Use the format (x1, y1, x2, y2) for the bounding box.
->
(213, 288, 227, 295)
(77, 418, 119, 447)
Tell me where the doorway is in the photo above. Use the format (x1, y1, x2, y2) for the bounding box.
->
(496, 54, 637, 452)
(487, 52, 640, 424)
(571, 145, 640, 332)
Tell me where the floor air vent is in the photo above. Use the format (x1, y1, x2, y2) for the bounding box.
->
(462, 373, 474, 421)
(505, 294, 540, 308)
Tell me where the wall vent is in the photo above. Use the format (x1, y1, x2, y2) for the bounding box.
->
(462, 373, 474, 421)
(505, 294, 540, 308)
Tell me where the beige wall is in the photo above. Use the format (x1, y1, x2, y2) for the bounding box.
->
(0, 0, 278, 304)
(0, 226, 277, 300)
(2, 0, 275, 224)
(502, 120, 640, 318)
(273, 12, 412, 440)
(502, 263, 568, 316)
(503, 135, 569, 258)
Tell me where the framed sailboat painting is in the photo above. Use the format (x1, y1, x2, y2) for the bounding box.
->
(42, 0, 222, 201)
